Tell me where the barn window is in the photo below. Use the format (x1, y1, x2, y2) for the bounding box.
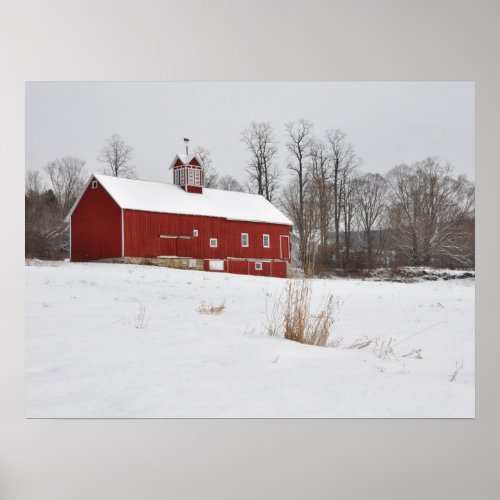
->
(179, 168, 185, 185)
(209, 260, 224, 271)
(188, 169, 194, 185)
(255, 262, 263, 271)
(241, 233, 249, 247)
(194, 170, 201, 185)
(174, 170, 179, 185)
(263, 234, 270, 248)
(91, 180, 98, 189)
(210, 238, 218, 248)
(193, 229, 198, 237)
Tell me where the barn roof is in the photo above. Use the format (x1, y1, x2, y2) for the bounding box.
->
(68, 174, 293, 226)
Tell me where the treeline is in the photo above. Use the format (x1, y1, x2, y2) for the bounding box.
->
(26, 126, 475, 271)
(25, 135, 133, 259)
(237, 120, 475, 272)
(25, 158, 86, 259)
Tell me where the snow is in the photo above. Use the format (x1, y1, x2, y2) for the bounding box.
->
(170, 153, 198, 167)
(67, 174, 293, 226)
(25, 262, 475, 418)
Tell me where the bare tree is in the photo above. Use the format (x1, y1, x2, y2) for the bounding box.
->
(242, 122, 280, 202)
(355, 173, 388, 267)
(326, 129, 358, 268)
(281, 179, 319, 276)
(218, 175, 244, 192)
(98, 134, 135, 178)
(309, 139, 332, 265)
(194, 146, 219, 188)
(26, 158, 86, 258)
(285, 119, 313, 262)
(387, 158, 475, 266)
(43, 156, 87, 217)
(25, 170, 45, 197)
(25, 187, 62, 259)
(340, 168, 360, 268)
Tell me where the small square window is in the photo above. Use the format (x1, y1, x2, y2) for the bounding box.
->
(193, 229, 198, 237)
(263, 234, 270, 248)
(241, 233, 249, 247)
(255, 262, 263, 271)
(210, 238, 218, 248)
(91, 180, 98, 189)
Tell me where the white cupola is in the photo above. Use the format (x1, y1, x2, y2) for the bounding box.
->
(170, 138, 203, 194)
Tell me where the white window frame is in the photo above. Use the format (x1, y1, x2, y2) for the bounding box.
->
(255, 261, 263, 271)
(188, 168, 194, 185)
(174, 170, 179, 185)
(193, 229, 198, 237)
(241, 233, 249, 247)
(194, 170, 201, 186)
(92, 180, 98, 189)
(263, 234, 270, 248)
(209, 238, 218, 248)
(209, 260, 224, 271)
(179, 168, 185, 185)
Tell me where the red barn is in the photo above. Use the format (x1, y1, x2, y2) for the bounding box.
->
(67, 152, 293, 278)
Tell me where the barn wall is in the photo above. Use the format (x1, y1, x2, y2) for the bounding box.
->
(123, 210, 291, 277)
(225, 260, 287, 278)
(71, 178, 122, 261)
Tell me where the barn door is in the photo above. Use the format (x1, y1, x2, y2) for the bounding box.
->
(177, 236, 194, 258)
(159, 236, 177, 256)
(280, 235, 290, 260)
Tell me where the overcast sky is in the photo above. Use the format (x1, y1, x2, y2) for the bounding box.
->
(26, 81, 475, 185)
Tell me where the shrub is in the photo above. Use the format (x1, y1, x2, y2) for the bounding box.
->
(267, 280, 340, 347)
(134, 303, 150, 329)
(197, 300, 226, 315)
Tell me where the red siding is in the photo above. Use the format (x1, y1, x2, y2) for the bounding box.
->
(71, 178, 122, 261)
(184, 185, 203, 194)
(124, 210, 290, 259)
(123, 210, 291, 277)
(225, 260, 287, 278)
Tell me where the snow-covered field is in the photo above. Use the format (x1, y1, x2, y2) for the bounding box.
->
(25, 261, 475, 418)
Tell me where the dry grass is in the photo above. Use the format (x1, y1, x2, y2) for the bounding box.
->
(197, 300, 226, 315)
(401, 348, 423, 359)
(327, 336, 344, 348)
(449, 361, 464, 382)
(267, 279, 340, 347)
(373, 337, 396, 360)
(134, 303, 150, 329)
(346, 336, 374, 350)
(346, 335, 423, 362)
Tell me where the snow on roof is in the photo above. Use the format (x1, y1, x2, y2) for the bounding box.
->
(169, 153, 199, 169)
(69, 174, 293, 226)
